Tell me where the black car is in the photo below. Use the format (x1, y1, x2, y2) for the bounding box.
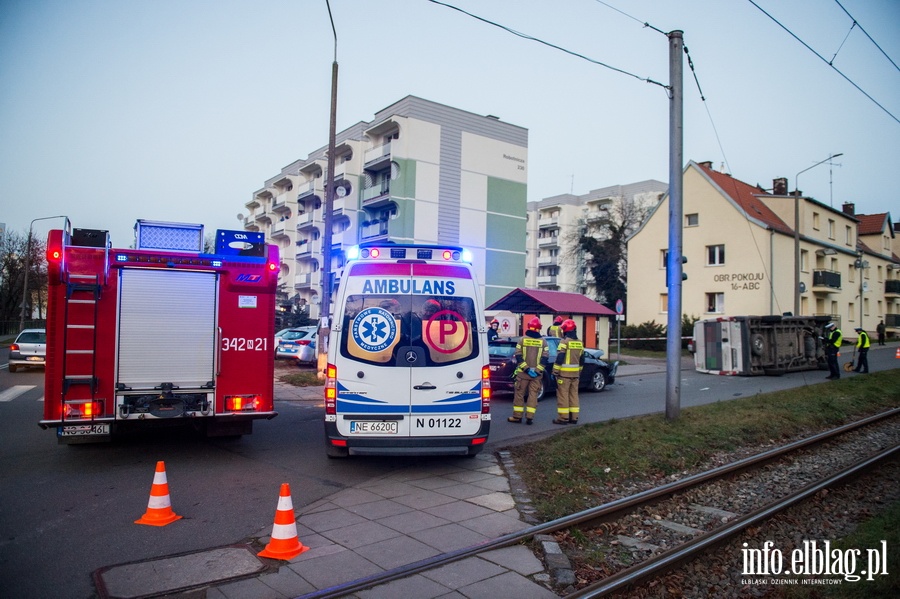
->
(487, 336, 618, 400)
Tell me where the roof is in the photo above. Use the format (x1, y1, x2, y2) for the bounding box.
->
(856, 213, 892, 236)
(695, 162, 794, 235)
(487, 288, 617, 316)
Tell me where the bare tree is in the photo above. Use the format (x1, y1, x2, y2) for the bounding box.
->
(0, 230, 47, 325)
(564, 195, 658, 310)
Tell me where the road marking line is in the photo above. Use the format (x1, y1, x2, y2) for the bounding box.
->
(0, 385, 36, 402)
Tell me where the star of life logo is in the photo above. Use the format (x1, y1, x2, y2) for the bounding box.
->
(351, 307, 397, 353)
(740, 540, 889, 585)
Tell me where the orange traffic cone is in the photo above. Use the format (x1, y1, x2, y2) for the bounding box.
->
(135, 461, 182, 526)
(895, 347, 900, 359)
(258, 483, 309, 560)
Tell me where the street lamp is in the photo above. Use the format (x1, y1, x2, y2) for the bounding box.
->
(793, 153, 843, 316)
(19, 215, 69, 331)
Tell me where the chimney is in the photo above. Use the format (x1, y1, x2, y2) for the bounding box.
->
(842, 202, 855, 216)
(773, 177, 788, 195)
(699, 161, 713, 170)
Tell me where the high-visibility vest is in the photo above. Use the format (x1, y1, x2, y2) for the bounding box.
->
(547, 325, 562, 338)
(856, 331, 870, 349)
(555, 338, 584, 378)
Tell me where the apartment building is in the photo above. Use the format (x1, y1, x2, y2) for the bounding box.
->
(242, 96, 528, 318)
(525, 181, 667, 296)
(626, 160, 900, 338)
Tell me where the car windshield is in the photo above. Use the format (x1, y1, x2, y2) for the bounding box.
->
(17, 331, 46, 343)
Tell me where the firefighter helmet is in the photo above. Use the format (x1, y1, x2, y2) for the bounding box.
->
(527, 317, 542, 331)
(561, 319, 576, 332)
(553, 316, 564, 325)
(490, 319, 499, 326)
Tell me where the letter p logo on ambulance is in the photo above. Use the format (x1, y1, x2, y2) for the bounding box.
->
(424, 310, 470, 356)
(351, 307, 397, 352)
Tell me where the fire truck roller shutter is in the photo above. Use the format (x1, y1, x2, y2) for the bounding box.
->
(117, 269, 218, 389)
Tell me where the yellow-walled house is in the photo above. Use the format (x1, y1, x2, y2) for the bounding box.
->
(626, 161, 899, 340)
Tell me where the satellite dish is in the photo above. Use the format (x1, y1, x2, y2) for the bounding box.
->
(311, 296, 320, 305)
(236, 213, 245, 221)
(799, 282, 806, 293)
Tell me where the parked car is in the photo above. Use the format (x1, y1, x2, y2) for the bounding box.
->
(8, 328, 47, 373)
(487, 336, 618, 400)
(276, 326, 317, 364)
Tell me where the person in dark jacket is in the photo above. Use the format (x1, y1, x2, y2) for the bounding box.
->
(487, 319, 500, 343)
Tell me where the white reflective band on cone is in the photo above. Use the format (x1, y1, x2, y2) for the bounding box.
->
(271, 522, 298, 539)
(148, 495, 172, 509)
(276, 496, 294, 510)
(153, 472, 168, 484)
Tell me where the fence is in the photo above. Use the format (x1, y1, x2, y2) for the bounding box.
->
(0, 320, 46, 338)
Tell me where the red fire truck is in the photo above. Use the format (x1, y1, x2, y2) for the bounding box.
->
(40, 220, 280, 444)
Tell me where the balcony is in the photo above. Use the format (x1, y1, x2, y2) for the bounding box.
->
(536, 275, 558, 287)
(886, 314, 900, 328)
(538, 216, 559, 229)
(538, 236, 559, 248)
(362, 182, 391, 206)
(294, 273, 314, 289)
(811, 269, 841, 292)
(297, 179, 322, 201)
(585, 209, 610, 223)
(254, 212, 272, 225)
(885, 280, 900, 298)
(360, 221, 389, 241)
(537, 255, 556, 266)
(295, 238, 321, 259)
(364, 142, 392, 169)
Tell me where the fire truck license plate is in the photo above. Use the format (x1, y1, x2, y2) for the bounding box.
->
(349, 421, 398, 435)
(60, 424, 110, 436)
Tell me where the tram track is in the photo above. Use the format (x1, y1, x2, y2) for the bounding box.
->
(298, 408, 900, 598)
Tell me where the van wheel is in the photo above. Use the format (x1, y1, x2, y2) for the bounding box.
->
(751, 334, 766, 357)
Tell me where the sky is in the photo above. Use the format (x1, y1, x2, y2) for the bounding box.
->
(1, 0, 898, 246)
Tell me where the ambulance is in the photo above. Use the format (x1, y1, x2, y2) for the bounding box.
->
(324, 243, 491, 457)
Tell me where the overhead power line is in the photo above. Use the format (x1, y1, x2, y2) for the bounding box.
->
(426, 0, 669, 91)
(833, 0, 900, 72)
(747, 0, 899, 125)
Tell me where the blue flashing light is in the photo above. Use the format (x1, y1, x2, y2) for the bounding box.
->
(346, 245, 360, 261)
(115, 254, 128, 262)
(212, 260, 222, 267)
(461, 249, 473, 263)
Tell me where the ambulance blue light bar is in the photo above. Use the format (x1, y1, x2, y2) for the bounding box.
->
(346, 244, 472, 264)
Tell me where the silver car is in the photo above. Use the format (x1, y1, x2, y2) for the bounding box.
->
(8, 328, 47, 373)
(275, 326, 317, 364)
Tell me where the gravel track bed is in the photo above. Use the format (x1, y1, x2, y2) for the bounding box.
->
(557, 417, 900, 596)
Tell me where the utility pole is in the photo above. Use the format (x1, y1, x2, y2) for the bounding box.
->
(665, 30, 684, 422)
(318, 0, 338, 370)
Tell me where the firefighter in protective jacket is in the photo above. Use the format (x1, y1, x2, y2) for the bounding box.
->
(552, 319, 584, 424)
(509, 317, 549, 425)
(547, 316, 564, 338)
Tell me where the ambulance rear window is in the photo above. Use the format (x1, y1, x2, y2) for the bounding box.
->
(340, 294, 480, 367)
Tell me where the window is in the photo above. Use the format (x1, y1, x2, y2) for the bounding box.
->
(800, 249, 809, 272)
(706, 244, 725, 266)
(813, 212, 820, 230)
(660, 293, 668, 313)
(685, 213, 699, 227)
(828, 219, 835, 239)
(845, 225, 853, 246)
(660, 249, 668, 269)
(705, 292, 724, 313)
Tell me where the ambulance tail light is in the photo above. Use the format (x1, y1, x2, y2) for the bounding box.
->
(325, 363, 337, 415)
(64, 400, 103, 420)
(225, 395, 262, 412)
(481, 365, 491, 414)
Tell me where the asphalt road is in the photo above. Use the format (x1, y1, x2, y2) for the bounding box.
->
(0, 346, 897, 598)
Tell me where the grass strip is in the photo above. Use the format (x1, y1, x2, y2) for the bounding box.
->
(508, 370, 900, 520)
